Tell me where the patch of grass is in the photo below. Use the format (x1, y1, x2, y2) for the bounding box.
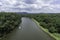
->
(53, 33, 60, 40)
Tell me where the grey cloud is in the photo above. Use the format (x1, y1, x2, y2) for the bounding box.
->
(0, 0, 60, 13)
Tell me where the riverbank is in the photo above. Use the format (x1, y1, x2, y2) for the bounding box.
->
(32, 18, 58, 40)
(53, 33, 60, 40)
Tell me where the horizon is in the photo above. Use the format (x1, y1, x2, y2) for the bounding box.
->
(0, 12, 60, 14)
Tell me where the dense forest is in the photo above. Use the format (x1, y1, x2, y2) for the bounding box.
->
(0, 12, 60, 38)
(34, 14, 60, 33)
(0, 12, 22, 37)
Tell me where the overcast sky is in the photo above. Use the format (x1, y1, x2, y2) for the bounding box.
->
(0, 0, 60, 13)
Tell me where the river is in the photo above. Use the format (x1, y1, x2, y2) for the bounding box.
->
(1, 17, 55, 40)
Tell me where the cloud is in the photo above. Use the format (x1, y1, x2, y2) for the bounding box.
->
(0, 0, 60, 13)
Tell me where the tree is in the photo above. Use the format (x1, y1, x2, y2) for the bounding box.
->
(49, 26, 57, 33)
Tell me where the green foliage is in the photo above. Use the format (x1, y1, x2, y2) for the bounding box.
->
(0, 12, 22, 37)
(49, 26, 57, 33)
(40, 22, 47, 28)
(0, 12, 60, 37)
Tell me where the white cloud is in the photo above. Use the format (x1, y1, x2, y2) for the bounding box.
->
(0, 2, 2, 5)
(0, 0, 60, 13)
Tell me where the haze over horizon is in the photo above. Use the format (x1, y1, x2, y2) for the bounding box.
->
(0, 0, 60, 13)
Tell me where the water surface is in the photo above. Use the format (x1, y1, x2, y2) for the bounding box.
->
(1, 17, 55, 40)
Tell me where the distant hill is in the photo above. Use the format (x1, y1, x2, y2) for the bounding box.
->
(16, 12, 28, 14)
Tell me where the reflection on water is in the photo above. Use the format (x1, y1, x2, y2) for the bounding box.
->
(19, 27, 21, 29)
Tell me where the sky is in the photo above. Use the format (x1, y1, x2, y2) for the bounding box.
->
(0, 0, 60, 13)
